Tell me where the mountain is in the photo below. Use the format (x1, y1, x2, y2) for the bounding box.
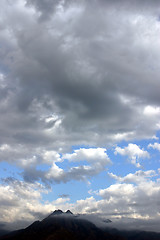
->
(1, 210, 160, 240)
(0, 210, 124, 240)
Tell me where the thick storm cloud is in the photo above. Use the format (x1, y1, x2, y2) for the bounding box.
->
(1, 0, 160, 158)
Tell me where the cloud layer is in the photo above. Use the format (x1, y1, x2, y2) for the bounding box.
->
(115, 143, 150, 167)
(1, 0, 160, 152)
(0, 169, 160, 231)
(0, 0, 160, 182)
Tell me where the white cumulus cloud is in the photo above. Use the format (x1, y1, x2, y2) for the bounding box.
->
(115, 143, 150, 167)
(148, 142, 160, 152)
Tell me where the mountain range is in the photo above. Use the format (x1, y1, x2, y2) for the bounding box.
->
(0, 210, 160, 240)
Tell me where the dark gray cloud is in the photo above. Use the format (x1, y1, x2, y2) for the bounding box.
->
(59, 194, 70, 198)
(0, 0, 160, 187)
(26, 0, 59, 20)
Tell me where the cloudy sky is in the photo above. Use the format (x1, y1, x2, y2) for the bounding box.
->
(0, 0, 160, 232)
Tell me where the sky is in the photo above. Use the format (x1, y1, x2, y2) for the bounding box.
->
(0, 0, 160, 232)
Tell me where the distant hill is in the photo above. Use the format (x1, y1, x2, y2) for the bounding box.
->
(0, 210, 160, 240)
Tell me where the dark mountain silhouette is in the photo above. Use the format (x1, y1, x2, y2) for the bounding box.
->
(0, 210, 160, 240)
(66, 210, 73, 215)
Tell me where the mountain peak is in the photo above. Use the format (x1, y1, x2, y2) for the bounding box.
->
(65, 210, 73, 215)
(50, 209, 73, 216)
(52, 209, 64, 215)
